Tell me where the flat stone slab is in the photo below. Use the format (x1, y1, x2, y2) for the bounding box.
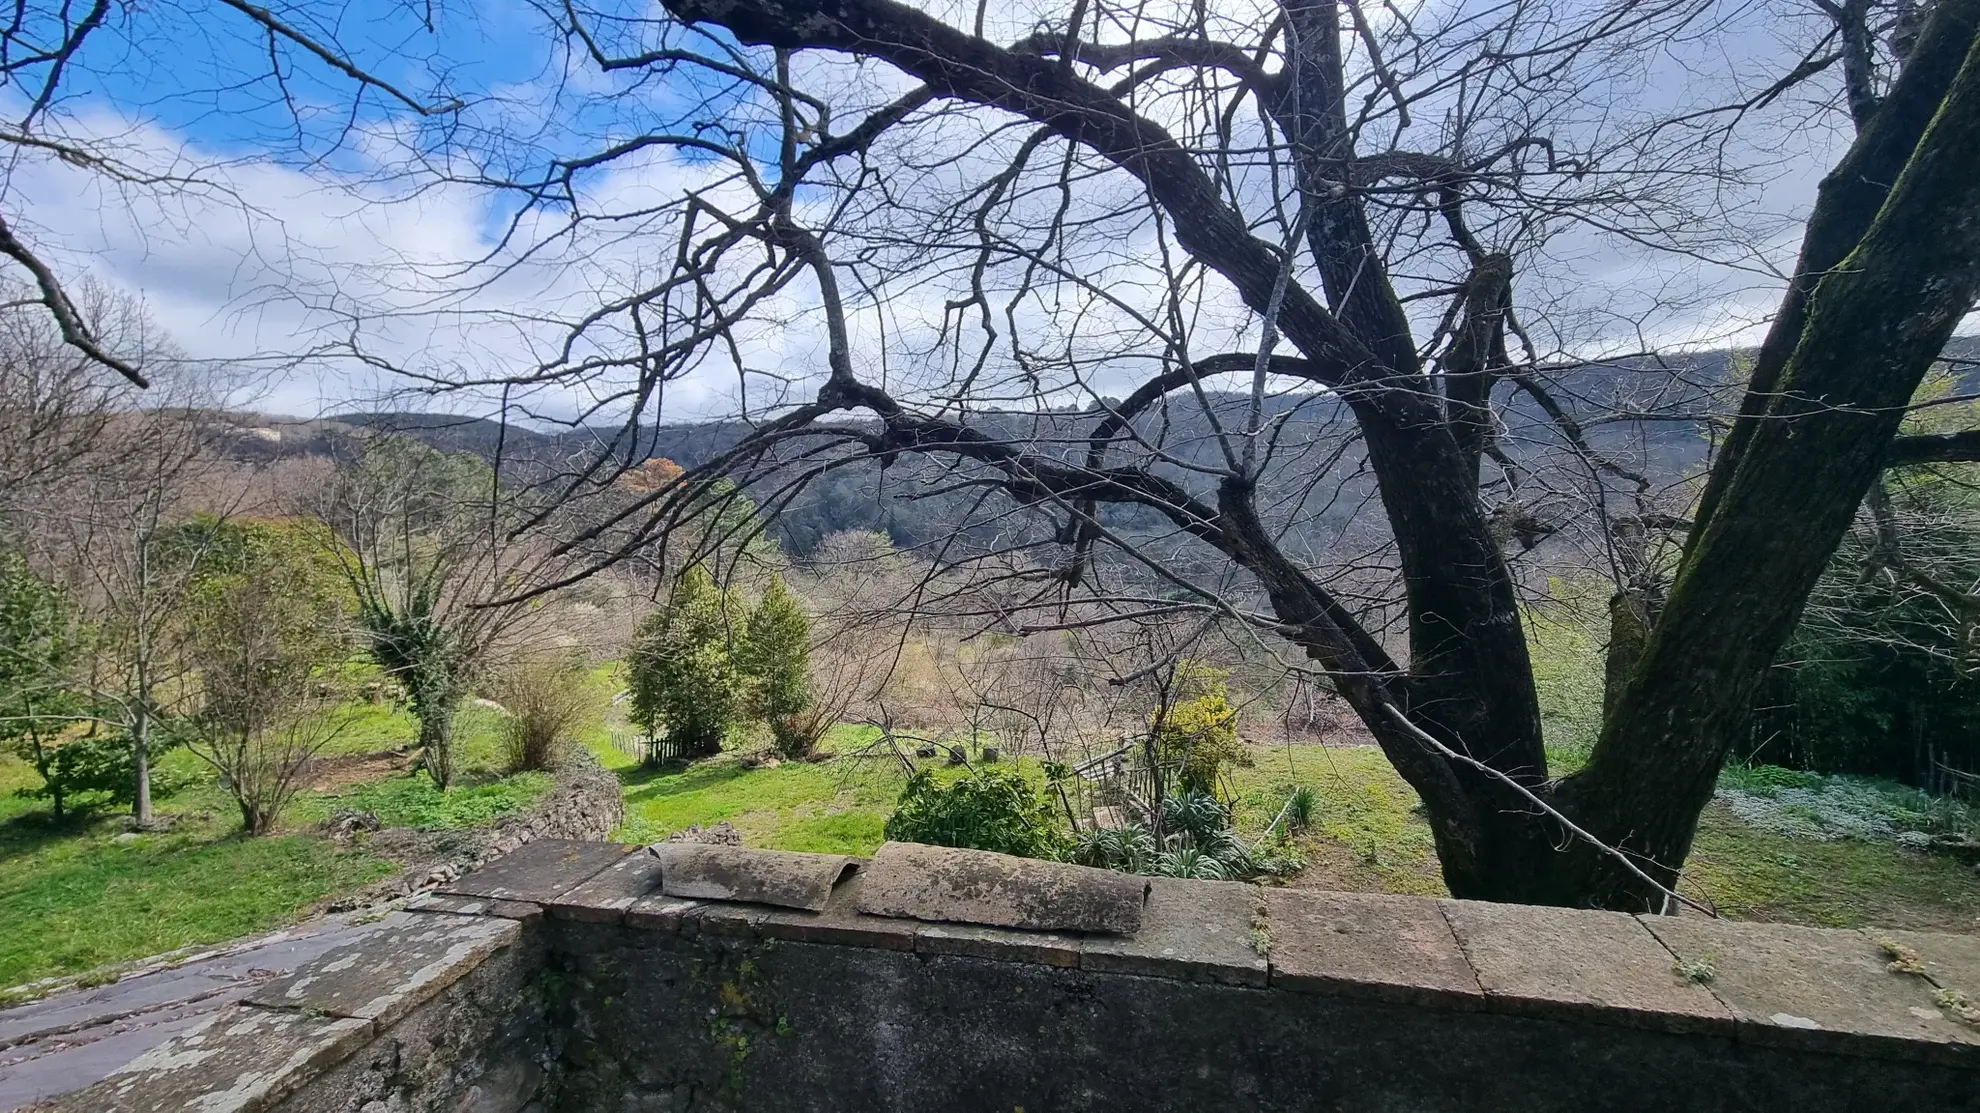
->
(757, 870, 918, 952)
(1874, 928, 1980, 1001)
(625, 892, 703, 933)
(1083, 878, 1269, 986)
(916, 922, 1082, 968)
(1441, 900, 1731, 1031)
(437, 839, 635, 903)
(1263, 889, 1479, 1004)
(246, 911, 520, 1028)
(1644, 917, 1980, 1055)
(0, 967, 244, 1049)
(404, 892, 543, 922)
(54, 1005, 371, 1113)
(547, 851, 666, 923)
(687, 900, 772, 937)
(856, 841, 1146, 934)
(651, 843, 854, 911)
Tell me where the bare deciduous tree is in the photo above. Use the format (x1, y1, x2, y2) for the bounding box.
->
(0, 1, 462, 387)
(303, 434, 561, 787)
(22, 355, 242, 827)
(429, 0, 1980, 908)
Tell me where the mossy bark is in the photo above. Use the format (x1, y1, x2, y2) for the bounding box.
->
(663, 0, 1980, 908)
(1551, 17, 1980, 909)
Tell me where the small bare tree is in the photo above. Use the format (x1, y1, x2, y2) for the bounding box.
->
(20, 335, 242, 827)
(183, 519, 350, 834)
(0, 277, 127, 525)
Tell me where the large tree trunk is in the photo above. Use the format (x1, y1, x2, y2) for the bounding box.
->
(663, 0, 1980, 909)
(1689, 0, 1980, 544)
(1549, 16, 1980, 909)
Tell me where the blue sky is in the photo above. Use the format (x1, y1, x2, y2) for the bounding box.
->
(2, 0, 1866, 423)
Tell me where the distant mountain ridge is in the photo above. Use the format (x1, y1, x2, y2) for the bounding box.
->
(210, 342, 1976, 556)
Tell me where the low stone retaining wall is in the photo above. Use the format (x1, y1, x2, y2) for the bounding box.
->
(509, 752, 625, 843)
(52, 840, 1980, 1113)
(353, 749, 626, 900)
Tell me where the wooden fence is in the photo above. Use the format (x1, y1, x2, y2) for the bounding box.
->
(611, 729, 696, 767)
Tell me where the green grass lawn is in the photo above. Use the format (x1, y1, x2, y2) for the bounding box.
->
(594, 722, 1980, 933)
(8, 686, 1975, 994)
(595, 726, 913, 854)
(1227, 741, 1980, 931)
(0, 700, 557, 989)
(1228, 744, 1447, 896)
(0, 756, 396, 988)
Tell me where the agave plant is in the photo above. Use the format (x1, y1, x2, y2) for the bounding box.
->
(1160, 790, 1232, 843)
(1072, 823, 1157, 872)
(1286, 786, 1318, 831)
(1195, 825, 1255, 874)
(1153, 846, 1230, 880)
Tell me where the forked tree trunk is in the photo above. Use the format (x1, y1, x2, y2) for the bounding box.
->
(1544, 18, 1980, 909)
(663, 0, 1980, 909)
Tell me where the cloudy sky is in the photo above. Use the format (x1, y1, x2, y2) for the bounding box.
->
(2, 0, 1864, 423)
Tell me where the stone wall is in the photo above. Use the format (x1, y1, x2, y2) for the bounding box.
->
(512, 751, 625, 842)
(358, 749, 626, 900)
(51, 840, 1980, 1113)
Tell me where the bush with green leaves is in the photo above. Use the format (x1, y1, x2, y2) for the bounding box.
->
(14, 730, 137, 816)
(183, 518, 354, 833)
(1150, 668, 1251, 797)
(626, 565, 747, 760)
(0, 549, 85, 817)
(738, 575, 816, 758)
(883, 766, 1064, 859)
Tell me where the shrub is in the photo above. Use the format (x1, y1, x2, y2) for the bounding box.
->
(15, 730, 137, 815)
(193, 704, 348, 835)
(738, 576, 817, 758)
(1151, 673, 1250, 797)
(493, 654, 599, 772)
(626, 565, 747, 760)
(883, 766, 1063, 859)
(184, 520, 352, 832)
(14, 727, 197, 816)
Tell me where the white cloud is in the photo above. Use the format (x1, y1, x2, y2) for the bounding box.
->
(0, 0, 1868, 427)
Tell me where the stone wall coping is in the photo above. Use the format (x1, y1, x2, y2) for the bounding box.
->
(53, 839, 1980, 1110)
(53, 910, 526, 1113)
(650, 843, 854, 910)
(550, 840, 1980, 1069)
(856, 841, 1148, 934)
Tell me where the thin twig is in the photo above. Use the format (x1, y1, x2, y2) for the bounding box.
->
(1381, 703, 1717, 916)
